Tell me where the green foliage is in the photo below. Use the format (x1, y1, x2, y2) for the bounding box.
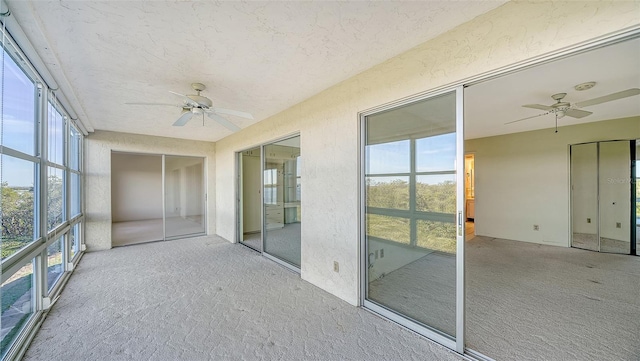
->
(366, 179, 457, 253)
(1, 182, 35, 259)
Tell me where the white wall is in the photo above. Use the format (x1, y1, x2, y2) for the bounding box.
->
(85, 131, 216, 251)
(466, 117, 640, 247)
(214, 2, 640, 305)
(111, 153, 163, 222)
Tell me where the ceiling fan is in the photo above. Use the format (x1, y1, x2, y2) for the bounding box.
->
(126, 83, 253, 131)
(506, 86, 640, 125)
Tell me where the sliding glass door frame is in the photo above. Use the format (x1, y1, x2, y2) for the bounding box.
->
(234, 133, 302, 273)
(261, 133, 302, 273)
(235, 146, 263, 252)
(359, 85, 465, 353)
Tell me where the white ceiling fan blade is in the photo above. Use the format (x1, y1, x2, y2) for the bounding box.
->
(173, 111, 194, 126)
(207, 112, 241, 132)
(523, 104, 553, 111)
(564, 108, 592, 119)
(169, 91, 200, 107)
(575, 88, 640, 108)
(505, 111, 550, 125)
(211, 107, 254, 120)
(125, 102, 179, 106)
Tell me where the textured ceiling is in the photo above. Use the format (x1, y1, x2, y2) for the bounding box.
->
(7, 0, 505, 142)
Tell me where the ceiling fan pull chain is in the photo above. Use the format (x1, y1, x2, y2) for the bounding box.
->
(555, 114, 558, 133)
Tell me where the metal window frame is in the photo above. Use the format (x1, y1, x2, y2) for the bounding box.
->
(359, 86, 463, 352)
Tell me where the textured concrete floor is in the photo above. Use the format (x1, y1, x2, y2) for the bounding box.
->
(24, 235, 464, 361)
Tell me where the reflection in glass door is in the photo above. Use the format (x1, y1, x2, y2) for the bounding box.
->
(164, 155, 205, 239)
(263, 136, 301, 269)
(362, 89, 463, 349)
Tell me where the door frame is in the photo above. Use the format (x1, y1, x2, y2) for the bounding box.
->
(358, 85, 465, 352)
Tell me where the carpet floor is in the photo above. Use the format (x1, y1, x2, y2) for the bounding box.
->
(370, 236, 640, 361)
(23, 235, 462, 361)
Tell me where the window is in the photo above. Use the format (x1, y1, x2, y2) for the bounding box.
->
(1, 32, 84, 359)
(1, 260, 35, 359)
(263, 168, 278, 205)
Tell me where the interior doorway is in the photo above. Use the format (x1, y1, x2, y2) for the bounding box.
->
(111, 152, 163, 246)
(464, 154, 475, 240)
(238, 147, 262, 251)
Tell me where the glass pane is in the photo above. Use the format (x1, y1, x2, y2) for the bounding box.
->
(70, 172, 81, 217)
(1, 261, 34, 359)
(240, 148, 262, 250)
(571, 143, 598, 251)
(70, 223, 80, 260)
(417, 220, 456, 253)
(164, 156, 205, 238)
(366, 176, 409, 210)
(47, 237, 64, 292)
(47, 167, 64, 231)
(599, 141, 631, 254)
(1, 155, 36, 260)
(366, 214, 410, 244)
(1, 47, 36, 156)
(365, 140, 410, 174)
(365, 91, 457, 337)
(264, 136, 301, 268)
(416, 133, 456, 172)
(416, 174, 456, 213)
(69, 125, 81, 171)
(47, 102, 65, 165)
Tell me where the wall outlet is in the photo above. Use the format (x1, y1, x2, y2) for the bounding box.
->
(333, 261, 339, 273)
(380, 249, 384, 258)
(587, 218, 591, 223)
(533, 225, 539, 231)
(616, 222, 621, 228)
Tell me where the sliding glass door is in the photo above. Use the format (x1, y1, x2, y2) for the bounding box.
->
(164, 155, 206, 239)
(362, 88, 464, 350)
(263, 136, 302, 269)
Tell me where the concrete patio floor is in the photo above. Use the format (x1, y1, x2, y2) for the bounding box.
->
(24, 235, 464, 361)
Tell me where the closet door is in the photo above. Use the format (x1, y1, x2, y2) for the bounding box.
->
(571, 143, 599, 251)
(599, 141, 631, 254)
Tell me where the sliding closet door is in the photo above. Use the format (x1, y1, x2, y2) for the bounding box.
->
(263, 136, 301, 269)
(571, 143, 599, 251)
(164, 155, 206, 239)
(599, 141, 631, 254)
(362, 88, 464, 350)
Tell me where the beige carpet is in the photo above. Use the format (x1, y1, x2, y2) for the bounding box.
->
(369, 236, 640, 360)
(112, 217, 205, 247)
(23, 236, 463, 361)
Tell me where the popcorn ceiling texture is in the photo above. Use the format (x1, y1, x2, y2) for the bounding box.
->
(23, 236, 464, 361)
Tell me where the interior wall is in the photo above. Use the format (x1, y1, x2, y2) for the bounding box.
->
(111, 153, 163, 222)
(85, 131, 216, 251)
(214, 2, 639, 304)
(465, 117, 640, 247)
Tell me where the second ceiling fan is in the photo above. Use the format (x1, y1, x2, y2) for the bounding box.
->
(506, 85, 640, 125)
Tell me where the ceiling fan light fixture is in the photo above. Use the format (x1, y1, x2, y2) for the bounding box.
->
(192, 108, 204, 115)
(574, 81, 596, 91)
